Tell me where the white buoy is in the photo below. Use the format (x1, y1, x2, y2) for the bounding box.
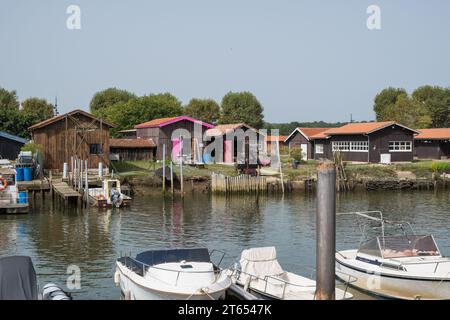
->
(63, 163, 68, 179)
(98, 162, 103, 178)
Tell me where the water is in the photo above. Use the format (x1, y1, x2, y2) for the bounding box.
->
(0, 190, 449, 300)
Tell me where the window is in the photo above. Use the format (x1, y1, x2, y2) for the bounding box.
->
(332, 141, 368, 152)
(89, 143, 103, 155)
(315, 143, 324, 154)
(389, 141, 412, 152)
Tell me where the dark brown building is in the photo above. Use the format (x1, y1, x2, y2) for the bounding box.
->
(311, 121, 418, 163)
(110, 138, 156, 161)
(29, 109, 114, 170)
(0, 131, 28, 160)
(284, 128, 330, 160)
(134, 116, 214, 162)
(414, 128, 450, 160)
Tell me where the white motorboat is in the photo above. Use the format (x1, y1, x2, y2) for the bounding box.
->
(88, 179, 131, 208)
(114, 248, 232, 300)
(228, 247, 353, 300)
(335, 211, 450, 300)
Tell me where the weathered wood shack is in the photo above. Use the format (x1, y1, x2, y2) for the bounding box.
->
(284, 128, 330, 160)
(110, 138, 156, 161)
(28, 109, 114, 170)
(414, 128, 450, 160)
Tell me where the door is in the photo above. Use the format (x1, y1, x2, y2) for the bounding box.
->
(172, 138, 182, 162)
(301, 143, 308, 161)
(380, 153, 391, 164)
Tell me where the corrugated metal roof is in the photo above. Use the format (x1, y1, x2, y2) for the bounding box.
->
(28, 109, 114, 130)
(134, 115, 214, 129)
(110, 138, 156, 148)
(0, 131, 28, 144)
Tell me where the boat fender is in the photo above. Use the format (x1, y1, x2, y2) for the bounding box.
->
(243, 277, 251, 292)
(42, 283, 72, 300)
(0, 177, 8, 191)
(114, 270, 120, 286)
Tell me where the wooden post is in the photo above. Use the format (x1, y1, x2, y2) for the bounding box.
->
(170, 160, 174, 194)
(179, 136, 184, 197)
(162, 144, 166, 193)
(85, 160, 89, 207)
(277, 140, 285, 194)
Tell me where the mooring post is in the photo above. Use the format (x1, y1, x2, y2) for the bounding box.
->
(162, 144, 166, 193)
(170, 160, 174, 194)
(316, 162, 336, 300)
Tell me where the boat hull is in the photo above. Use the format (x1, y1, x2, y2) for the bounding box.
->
(336, 256, 450, 300)
(115, 262, 229, 300)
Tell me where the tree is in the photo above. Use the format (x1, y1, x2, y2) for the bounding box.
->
(220, 91, 264, 129)
(412, 86, 450, 128)
(373, 87, 407, 121)
(185, 98, 220, 124)
(17, 98, 54, 138)
(0, 87, 22, 136)
(102, 93, 183, 136)
(89, 88, 136, 114)
(383, 94, 432, 128)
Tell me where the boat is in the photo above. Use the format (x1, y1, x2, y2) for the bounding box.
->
(114, 248, 232, 300)
(88, 178, 131, 208)
(227, 247, 353, 300)
(335, 211, 450, 300)
(0, 168, 29, 214)
(0, 256, 71, 300)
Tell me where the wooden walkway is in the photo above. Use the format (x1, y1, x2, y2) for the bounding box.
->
(52, 181, 81, 204)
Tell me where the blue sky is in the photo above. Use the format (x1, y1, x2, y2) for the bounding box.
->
(1, 1, 449, 122)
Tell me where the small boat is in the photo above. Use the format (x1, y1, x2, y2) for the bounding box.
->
(114, 248, 232, 300)
(335, 211, 450, 300)
(0, 256, 71, 300)
(0, 168, 29, 214)
(228, 247, 353, 300)
(88, 178, 131, 208)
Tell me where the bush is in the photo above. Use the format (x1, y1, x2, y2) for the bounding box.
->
(21, 142, 43, 156)
(290, 148, 303, 162)
(430, 162, 450, 173)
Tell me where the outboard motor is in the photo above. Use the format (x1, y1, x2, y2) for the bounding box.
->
(42, 283, 72, 300)
(110, 188, 122, 207)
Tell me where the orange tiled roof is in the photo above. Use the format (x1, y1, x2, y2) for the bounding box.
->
(310, 129, 338, 139)
(322, 121, 396, 135)
(110, 138, 156, 148)
(415, 128, 450, 140)
(285, 127, 330, 142)
(266, 135, 289, 142)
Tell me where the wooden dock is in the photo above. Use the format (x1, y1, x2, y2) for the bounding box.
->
(51, 181, 81, 205)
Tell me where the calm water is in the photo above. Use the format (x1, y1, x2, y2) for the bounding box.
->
(0, 190, 449, 300)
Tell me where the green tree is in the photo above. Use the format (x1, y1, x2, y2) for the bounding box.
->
(90, 88, 136, 114)
(412, 86, 450, 128)
(185, 98, 220, 124)
(103, 93, 183, 136)
(220, 91, 264, 129)
(373, 87, 407, 121)
(0, 87, 22, 136)
(383, 94, 431, 128)
(18, 98, 54, 138)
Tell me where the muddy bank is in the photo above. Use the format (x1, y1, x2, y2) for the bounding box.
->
(121, 174, 449, 195)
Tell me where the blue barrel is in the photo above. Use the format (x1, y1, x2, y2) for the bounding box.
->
(24, 167, 33, 181)
(18, 191, 28, 204)
(16, 168, 24, 181)
(203, 153, 211, 164)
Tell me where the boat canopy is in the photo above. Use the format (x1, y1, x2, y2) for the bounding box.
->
(358, 235, 441, 259)
(0, 256, 38, 300)
(135, 248, 211, 266)
(239, 247, 284, 278)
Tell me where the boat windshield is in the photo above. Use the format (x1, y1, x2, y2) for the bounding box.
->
(359, 235, 440, 259)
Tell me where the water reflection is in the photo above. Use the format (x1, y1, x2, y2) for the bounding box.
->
(0, 190, 448, 299)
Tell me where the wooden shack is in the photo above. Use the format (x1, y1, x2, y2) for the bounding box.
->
(29, 109, 114, 170)
(134, 115, 214, 162)
(110, 138, 156, 161)
(414, 128, 450, 160)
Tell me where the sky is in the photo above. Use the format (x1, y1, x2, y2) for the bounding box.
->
(1, 1, 450, 123)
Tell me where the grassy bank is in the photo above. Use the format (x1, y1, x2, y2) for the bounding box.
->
(112, 159, 450, 181)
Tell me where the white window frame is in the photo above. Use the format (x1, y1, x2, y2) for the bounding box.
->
(332, 141, 368, 152)
(315, 143, 324, 154)
(389, 141, 412, 152)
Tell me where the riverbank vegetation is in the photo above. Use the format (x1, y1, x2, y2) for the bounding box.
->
(112, 159, 450, 182)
